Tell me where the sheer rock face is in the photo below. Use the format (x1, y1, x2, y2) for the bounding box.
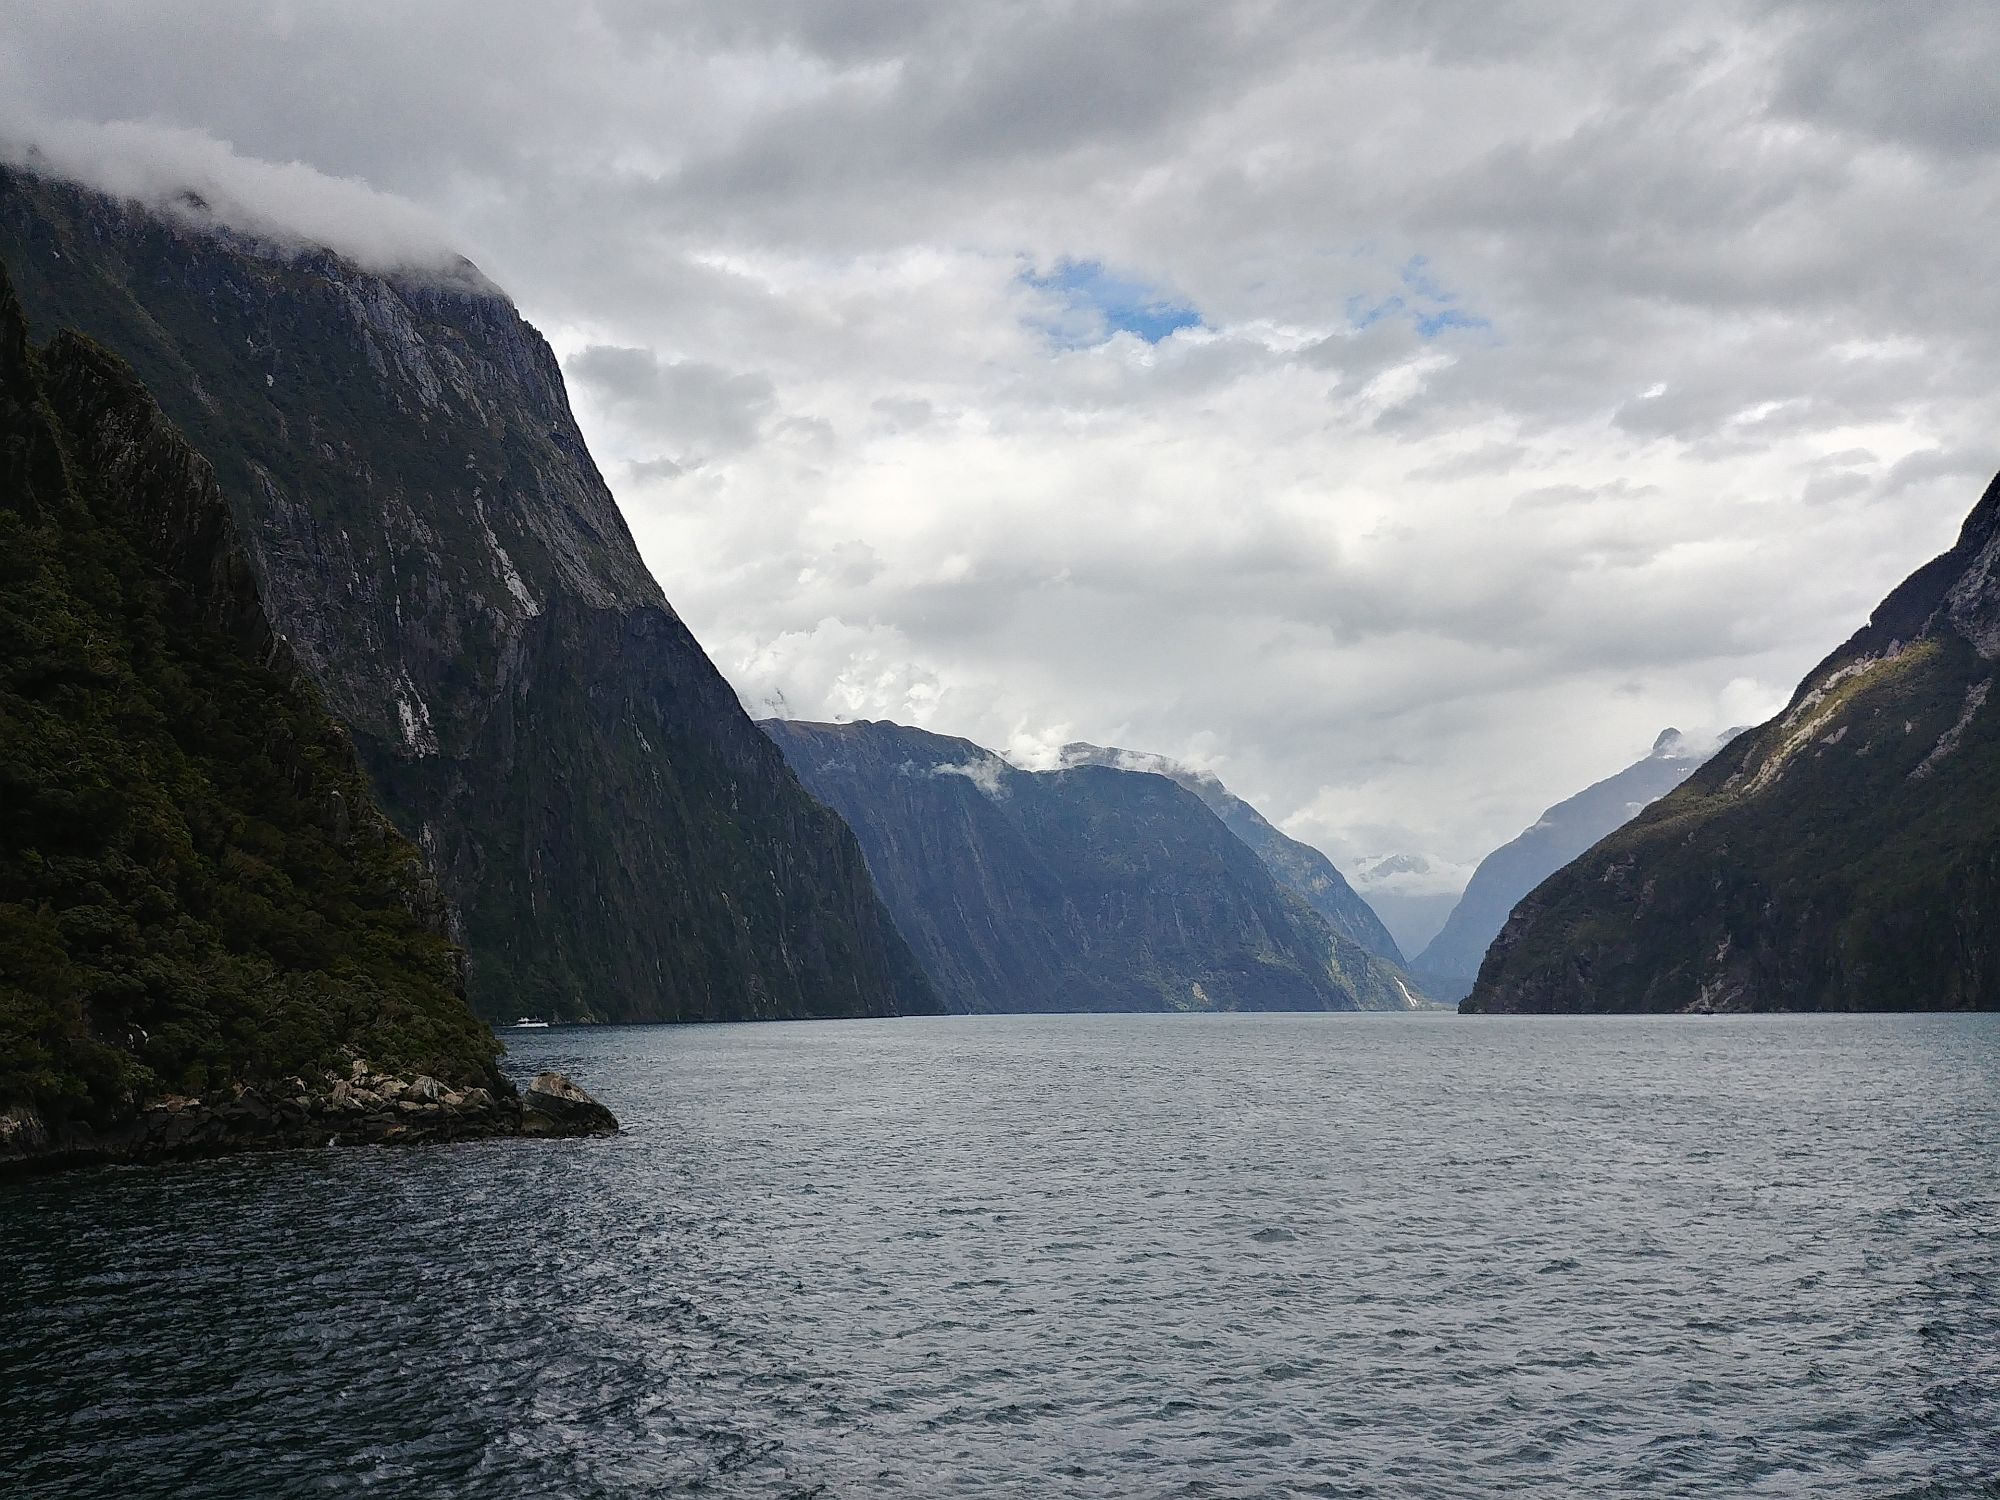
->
(763, 719, 1420, 1015)
(1465, 473, 2000, 1015)
(1, 166, 936, 1023)
(1056, 743, 1406, 966)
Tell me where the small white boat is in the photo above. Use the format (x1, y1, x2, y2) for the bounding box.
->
(511, 1017, 551, 1029)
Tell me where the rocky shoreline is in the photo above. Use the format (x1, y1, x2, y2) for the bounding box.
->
(0, 1063, 618, 1176)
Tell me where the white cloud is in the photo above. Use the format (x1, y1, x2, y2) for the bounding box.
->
(0, 115, 479, 283)
(7, 1, 1999, 872)
(929, 757, 1009, 800)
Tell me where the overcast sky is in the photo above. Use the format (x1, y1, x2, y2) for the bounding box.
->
(6, 1, 1998, 884)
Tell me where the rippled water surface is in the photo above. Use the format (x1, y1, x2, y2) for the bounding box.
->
(5, 1013, 1998, 1497)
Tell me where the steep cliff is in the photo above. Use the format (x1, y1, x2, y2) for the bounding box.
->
(0, 165, 936, 1023)
(1413, 730, 1727, 1002)
(763, 720, 1419, 1014)
(1057, 743, 1406, 965)
(1465, 474, 2000, 1014)
(0, 255, 525, 1153)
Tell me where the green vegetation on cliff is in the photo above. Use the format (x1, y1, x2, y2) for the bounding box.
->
(1464, 474, 2000, 1014)
(0, 259, 499, 1129)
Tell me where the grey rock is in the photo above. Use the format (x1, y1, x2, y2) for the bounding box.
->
(523, 1072, 619, 1135)
(1, 1067, 618, 1175)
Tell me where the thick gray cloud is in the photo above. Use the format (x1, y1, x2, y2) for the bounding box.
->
(569, 346, 778, 466)
(5, 0, 1996, 877)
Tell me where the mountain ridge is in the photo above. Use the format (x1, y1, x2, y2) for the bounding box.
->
(1411, 729, 1732, 1001)
(762, 718, 1419, 1015)
(1465, 473, 2000, 1014)
(0, 252, 525, 1151)
(1055, 742, 1406, 965)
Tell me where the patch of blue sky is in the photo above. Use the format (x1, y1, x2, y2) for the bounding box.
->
(1019, 258, 1203, 347)
(1348, 254, 1492, 339)
(1416, 307, 1489, 336)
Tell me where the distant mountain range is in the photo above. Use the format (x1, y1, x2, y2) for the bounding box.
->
(1055, 743, 1406, 965)
(763, 720, 1421, 1014)
(1466, 472, 2000, 1014)
(1410, 729, 1735, 1002)
(12, 133, 1992, 1131)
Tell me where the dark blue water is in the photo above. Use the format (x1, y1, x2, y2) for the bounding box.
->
(3, 1013, 1996, 1497)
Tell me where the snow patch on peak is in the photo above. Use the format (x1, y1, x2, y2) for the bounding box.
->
(1359, 852, 1429, 879)
(1650, 727, 1693, 758)
(1649, 726, 1737, 761)
(1353, 850, 1475, 897)
(1650, 724, 1749, 766)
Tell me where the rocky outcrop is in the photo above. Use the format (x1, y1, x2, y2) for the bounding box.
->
(520, 1071, 621, 1136)
(1465, 473, 2000, 1014)
(0, 1063, 616, 1175)
(763, 719, 1420, 1013)
(0, 165, 936, 1023)
(1057, 742, 1406, 965)
(1411, 729, 1732, 1002)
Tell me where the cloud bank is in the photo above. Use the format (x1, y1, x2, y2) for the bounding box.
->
(9, 1, 2000, 876)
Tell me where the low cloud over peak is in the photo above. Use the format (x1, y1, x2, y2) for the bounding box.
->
(1, 114, 487, 286)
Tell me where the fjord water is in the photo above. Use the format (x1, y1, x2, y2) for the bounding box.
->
(5, 1016, 1996, 1498)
